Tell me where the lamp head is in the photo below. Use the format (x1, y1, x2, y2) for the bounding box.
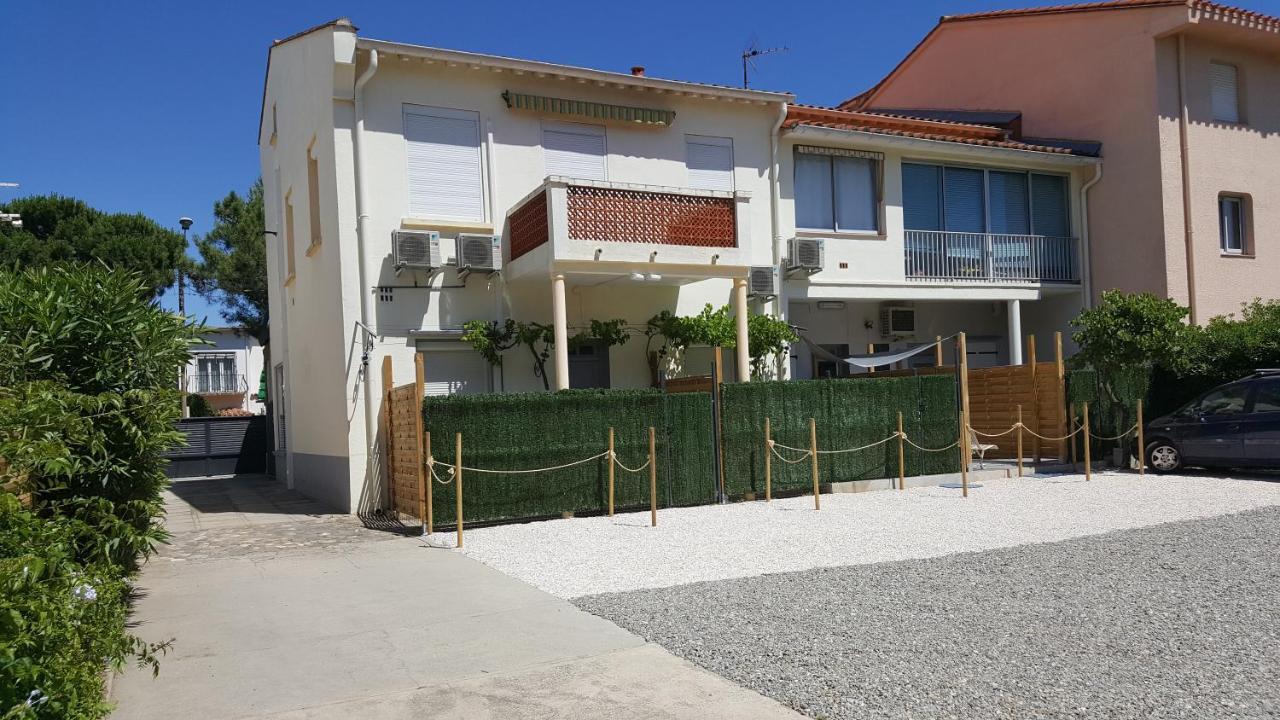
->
(179, 217, 194, 231)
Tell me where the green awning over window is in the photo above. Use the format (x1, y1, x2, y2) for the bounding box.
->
(502, 91, 675, 126)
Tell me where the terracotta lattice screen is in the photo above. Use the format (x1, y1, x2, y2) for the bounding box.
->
(507, 190, 549, 262)
(566, 186, 736, 247)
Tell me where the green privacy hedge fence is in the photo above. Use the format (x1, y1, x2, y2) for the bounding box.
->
(422, 375, 958, 526)
(721, 376, 958, 496)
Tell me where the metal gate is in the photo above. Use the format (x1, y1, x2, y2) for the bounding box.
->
(164, 416, 270, 478)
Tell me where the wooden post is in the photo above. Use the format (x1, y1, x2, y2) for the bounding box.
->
(381, 356, 397, 520)
(414, 353, 427, 530)
(867, 343, 876, 374)
(896, 411, 905, 491)
(764, 417, 772, 502)
(1054, 332, 1067, 461)
(1016, 404, 1024, 478)
(1082, 402, 1091, 482)
(713, 346, 725, 501)
(648, 426, 657, 527)
(424, 431, 433, 534)
(1027, 334, 1041, 464)
(957, 332, 971, 473)
(935, 335, 944, 368)
(959, 411, 969, 498)
(1069, 402, 1078, 467)
(809, 417, 820, 510)
(455, 432, 464, 548)
(607, 426, 615, 517)
(1136, 399, 1146, 477)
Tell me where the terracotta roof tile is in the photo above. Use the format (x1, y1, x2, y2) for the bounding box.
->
(942, 0, 1280, 28)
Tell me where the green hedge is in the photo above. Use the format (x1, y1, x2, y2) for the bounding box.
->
(721, 376, 958, 496)
(423, 389, 713, 525)
(423, 375, 959, 526)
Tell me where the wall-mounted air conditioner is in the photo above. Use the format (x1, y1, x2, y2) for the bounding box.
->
(392, 230, 442, 271)
(747, 266, 778, 299)
(786, 237, 824, 275)
(880, 304, 916, 337)
(456, 234, 501, 279)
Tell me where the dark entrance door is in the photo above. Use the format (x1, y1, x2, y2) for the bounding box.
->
(164, 416, 270, 478)
(568, 342, 611, 389)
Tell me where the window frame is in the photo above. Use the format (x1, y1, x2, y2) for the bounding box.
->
(685, 134, 735, 191)
(541, 120, 608, 182)
(1218, 193, 1250, 256)
(402, 104, 488, 222)
(1209, 60, 1243, 125)
(792, 146, 884, 235)
(901, 160, 1073, 237)
(283, 188, 296, 287)
(306, 137, 322, 254)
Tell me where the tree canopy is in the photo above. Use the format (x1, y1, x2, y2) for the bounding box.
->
(190, 180, 268, 341)
(0, 195, 184, 298)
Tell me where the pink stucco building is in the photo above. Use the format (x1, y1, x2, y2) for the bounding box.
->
(842, 0, 1280, 323)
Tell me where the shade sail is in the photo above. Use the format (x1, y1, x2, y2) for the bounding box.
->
(800, 335, 947, 369)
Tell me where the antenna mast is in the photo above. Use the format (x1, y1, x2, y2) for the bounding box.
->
(741, 42, 789, 88)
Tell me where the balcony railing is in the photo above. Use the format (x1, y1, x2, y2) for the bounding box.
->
(904, 230, 1079, 283)
(507, 178, 741, 263)
(185, 373, 248, 395)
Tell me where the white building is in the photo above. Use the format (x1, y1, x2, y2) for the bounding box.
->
(259, 19, 790, 511)
(775, 105, 1101, 376)
(185, 327, 265, 415)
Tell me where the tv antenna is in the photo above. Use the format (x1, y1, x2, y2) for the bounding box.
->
(741, 39, 788, 89)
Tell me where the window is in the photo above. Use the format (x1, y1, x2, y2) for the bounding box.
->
(284, 189, 296, 284)
(1198, 385, 1248, 416)
(1219, 194, 1247, 254)
(1252, 381, 1280, 413)
(307, 140, 321, 251)
(903, 163, 1070, 236)
(543, 122, 607, 181)
(196, 355, 237, 393)
(794, 146, 881, 233)
(686, 135, 734, 191)
(404, 105, 485, 220)
(1210, 61, 1240, 124)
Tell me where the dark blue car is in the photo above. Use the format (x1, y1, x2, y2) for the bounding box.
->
(1144, 370, 1280, 473)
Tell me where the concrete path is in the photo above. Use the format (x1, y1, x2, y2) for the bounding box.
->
(110, 475, 800, 720)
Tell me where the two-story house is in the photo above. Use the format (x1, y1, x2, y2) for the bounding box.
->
(840, 0, 1280, 324)
(259, 19, 790, 509)
(184, 327, 265, 416)
(776, 105, 1101, 377)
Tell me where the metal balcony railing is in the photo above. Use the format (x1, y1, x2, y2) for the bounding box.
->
(185, 373, 248, 395)
(904, 230, 1080, 283)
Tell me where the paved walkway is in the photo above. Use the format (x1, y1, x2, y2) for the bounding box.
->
(110, 475, 799, 719)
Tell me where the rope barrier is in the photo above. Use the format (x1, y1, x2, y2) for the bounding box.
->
(903, 436, 960, 453)
(970, 425, 1021, 438)
(1018, 424, 1085, 442)
(429, 450, 610, 477)
(768, 442, 813, 465)
(1088, 424, 1140, 441)
(426, 458, 455, 485)
(815, 434, 899, 455)
(611, 452, 651, 474)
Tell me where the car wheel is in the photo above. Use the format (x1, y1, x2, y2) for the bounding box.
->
(1146, 441, 1182, 474)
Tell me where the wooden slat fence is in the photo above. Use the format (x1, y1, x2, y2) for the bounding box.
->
(382, 355, 426, 522)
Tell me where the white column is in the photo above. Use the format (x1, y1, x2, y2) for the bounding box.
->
(551, 274, 570, 391)
(1007, 299, 1023, 365)
(733, 277, 751, 382)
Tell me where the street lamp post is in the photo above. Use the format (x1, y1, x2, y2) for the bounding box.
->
(178, 217, 193, 418)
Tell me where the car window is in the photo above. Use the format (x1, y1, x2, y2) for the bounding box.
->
(1198, 385, 1248, 416)
(1251, 380, 1280, 413)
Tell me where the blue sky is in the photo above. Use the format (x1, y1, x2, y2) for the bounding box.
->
(3, 0, 1278, 323)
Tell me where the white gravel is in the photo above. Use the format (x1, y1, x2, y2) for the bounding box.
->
(446, 472, 1280, 599)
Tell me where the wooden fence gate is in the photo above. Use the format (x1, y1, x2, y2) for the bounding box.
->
(382, 355, 427, 522)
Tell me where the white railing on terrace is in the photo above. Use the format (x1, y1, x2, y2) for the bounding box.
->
(904, 230, 1079, 283)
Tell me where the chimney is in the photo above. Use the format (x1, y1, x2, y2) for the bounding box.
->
(631, 66, 645, 77)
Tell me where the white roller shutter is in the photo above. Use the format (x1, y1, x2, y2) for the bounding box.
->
(543, 123, 607, 180)
(1210, 62, 1240, 124)
(404, 106, 485, 220)
(421, 349, 491, 396)
(686, 135, 734, 191)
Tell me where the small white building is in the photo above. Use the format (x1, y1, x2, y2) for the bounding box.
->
(185, 327, 265, 416)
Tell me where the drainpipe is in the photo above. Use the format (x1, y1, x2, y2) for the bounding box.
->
(1176, 33, 1198, 324)
(1079, 163, 1103, 310)
(353, 48, 379, 504)
(768, 102, 788, 378)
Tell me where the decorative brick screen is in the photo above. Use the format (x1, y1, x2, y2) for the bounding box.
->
(508, 190, 549, 262)
(567, 186, 736, 248)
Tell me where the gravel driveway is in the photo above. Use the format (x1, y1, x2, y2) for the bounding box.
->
(575, 506, 1280, 719)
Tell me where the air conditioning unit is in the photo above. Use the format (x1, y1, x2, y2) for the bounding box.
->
(880, 305, 916, 337)
(747, 266, 777, 299)
(786, 237, 824, 275)
(455, 234, 501, 278)
(392, 230, 441, 271)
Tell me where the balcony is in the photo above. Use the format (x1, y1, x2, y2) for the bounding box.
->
(185, 373, 248, 396)
(504, 177, 753, 280)
(904, 230, 1080, 284)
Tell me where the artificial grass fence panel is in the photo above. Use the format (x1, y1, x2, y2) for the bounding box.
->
(422, 389, 714, 525)
(720, 376, 959, 496)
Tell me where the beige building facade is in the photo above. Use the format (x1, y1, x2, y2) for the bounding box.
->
(843, 0, 1280, 323)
